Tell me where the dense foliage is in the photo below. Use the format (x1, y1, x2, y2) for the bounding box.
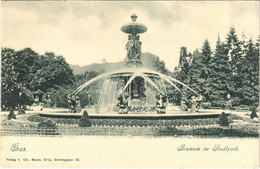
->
(174, 26, 259, 109)
(1, 48, 74, 110)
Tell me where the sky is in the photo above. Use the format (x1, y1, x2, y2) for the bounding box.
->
(2, 1, 259, 70)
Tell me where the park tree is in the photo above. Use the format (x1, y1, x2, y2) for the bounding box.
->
(1, 48, 36, 110)
(237, 38, 259, 107)
(172, 47, 193, 104)
(188, 49, 202, 93)
(1, 47, 76, 109)
(172, 29, 259, 109)
(172, 49, 202, 105)
(48, 85, 75, 108)
(14, 48, 39, 90)
(225, 26, 243, 105)
(32, 52, 75, 107)
(74, 71, 101, 108)
(1, 48, 20, 110)
(49, 70, 101, 108)
(142, 52, 170, 75)
(200, 39, 212, 101)
(177, 47, 191, 83)
(187, 40, 212, 101)
(29, 52, 74, 93)
(207, 37, 232, 107)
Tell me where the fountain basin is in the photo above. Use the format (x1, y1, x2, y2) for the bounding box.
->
(38, 110, 230, 120)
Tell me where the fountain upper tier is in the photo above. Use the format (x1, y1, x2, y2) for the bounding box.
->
(121, 14, 147, 35)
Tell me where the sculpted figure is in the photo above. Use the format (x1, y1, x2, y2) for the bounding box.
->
(156, 94, 167, 114)
(135, 35, 142, 61)
(126, 35, 134, 60)
(126, 35, 142, 62)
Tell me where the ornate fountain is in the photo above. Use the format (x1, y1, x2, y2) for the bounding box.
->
(68, 14, 200, 114)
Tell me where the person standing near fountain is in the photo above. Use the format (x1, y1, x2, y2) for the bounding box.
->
(190, 96, 196, 112)
(75, 96, 81, 113)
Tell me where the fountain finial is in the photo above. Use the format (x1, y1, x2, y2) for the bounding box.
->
(131, 13, 137, 22)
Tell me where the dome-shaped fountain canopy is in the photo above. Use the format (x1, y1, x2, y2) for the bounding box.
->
(121, 14, 147, 35)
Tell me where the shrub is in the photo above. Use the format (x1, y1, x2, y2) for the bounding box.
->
(27, 114, 45, 122)
(7, 110, 16, 120)
(17, 109, 25, 115)
(79, 111, 91, 127)
(250, 107, 258, 119)
(37, 119, 58, 135)
(218, 112, 229, 127)
(158, 126, 178, 135)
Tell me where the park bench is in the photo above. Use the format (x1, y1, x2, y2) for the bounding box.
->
(235, 106, 251, 112)
(239, 108, 251, 111)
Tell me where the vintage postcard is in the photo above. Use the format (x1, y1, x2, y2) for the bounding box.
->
(0, 1, 259, 168)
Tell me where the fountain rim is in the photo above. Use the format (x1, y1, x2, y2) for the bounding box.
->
(38, 110, 230, 119)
